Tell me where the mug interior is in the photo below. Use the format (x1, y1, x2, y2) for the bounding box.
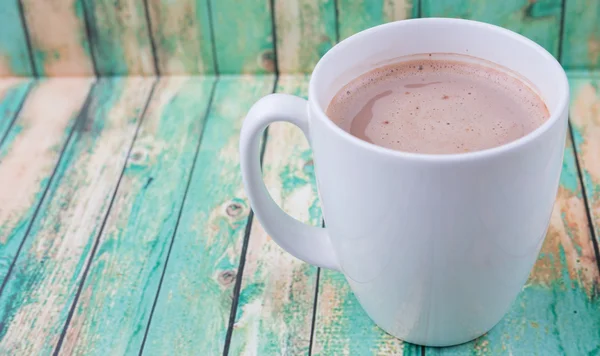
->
(309, 18, 568, 156)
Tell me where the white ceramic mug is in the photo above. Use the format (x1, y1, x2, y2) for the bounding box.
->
(240, 18, 569, 347)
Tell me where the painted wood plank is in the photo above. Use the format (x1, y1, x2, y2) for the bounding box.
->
(0, 77, 154, 354)
(312, 268, 421, 355)
(0, 2, 34, 76)
(58, 76, 215, 355)
(562, 1, 600, 69)
(146, 0, 215, 75)
(570, 72, 600, 258)
(210, 0, 275, 74)
(337, 0, 418, 41)
(142, 75, 275, 355)
(424, 117, 600, 353)
(0, 78, 92, 285)
(82, 0, 155, 75)
(21, 0, 95, 76)
(274, 1, 336, 73)
(0, 78, 32, 144)
(422, 0, 563, 57)
(228, 75, 320, 355)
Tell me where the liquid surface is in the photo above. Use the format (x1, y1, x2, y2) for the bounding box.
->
(326, 56, 550, 154)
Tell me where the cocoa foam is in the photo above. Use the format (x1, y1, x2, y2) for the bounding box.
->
(326, 56, 550, 154)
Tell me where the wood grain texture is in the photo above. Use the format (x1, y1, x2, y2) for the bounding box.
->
(337, 0, 418, 41)
(21, 0, 95, 76)
(570, 72, 600, 255)
(82, 0, 155, 75)
(146, 0, 215, 75)
(228, 75, 320, 355)
(0, 77, 154, 354)
(274, 0, 336, 73)
(0, 78, 32, 144)
(422, 0, 563, 57)
(425, 122, 600, 354)
(312, 268, 422, 355)
(562, 0, 600, 69)
(142, 75, 274, 355)
(210, 0, 275, 74)
(59, 77, 215, 355)
(0, 78, 91, 285)
(0, 2, 33, 76)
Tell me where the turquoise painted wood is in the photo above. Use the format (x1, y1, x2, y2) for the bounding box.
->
(274, 1, 337, 73)
(0, 79, 32, 145)
(0, 3, 33, 76)
(58, 77, 215, 355)
(569, 72, 600, 261)
(210, 0, 275, 74)
(0, 78, 154, 354)
(422, 0, 563, 57)
(82, 0, 155, 75)
(337, 0, 419, 41)
(20, 0, 95, 76)
(312, 269, 422, 355)
(3, 0, 595, 75)
(142, 76, 275, 355)
(228, 75, 320, 355)
(0, 78, 91, 285)
(146, 0, 216, 75)
(562, 1, 600, 69)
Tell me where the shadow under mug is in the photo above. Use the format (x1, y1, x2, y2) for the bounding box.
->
(240, 18, 569, 347)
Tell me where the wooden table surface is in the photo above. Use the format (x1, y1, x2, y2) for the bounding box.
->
(0, 72, 597, 355)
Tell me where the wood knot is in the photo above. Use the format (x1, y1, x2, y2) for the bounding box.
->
(261, 51, 276, 72)
(226, 202, 243, 217)
(218, 270, 236, 286)
(129, 149, 147, 164)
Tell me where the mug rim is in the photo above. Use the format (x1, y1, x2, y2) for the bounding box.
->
(308, 18, 570, 162)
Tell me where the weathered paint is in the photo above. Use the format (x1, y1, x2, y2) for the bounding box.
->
(21, 0, 94, 76)
(0, 78, 92, 285)
(82, 0, 155, 75)
(562, 0, 600, 69)
(313, 269, 422, 355)
(274, 1, 336, 73)
(142, 75, 275, 355)
(0, 79, 32, 144)
(0, 2, 33, 76)
(146, 0, 215, 75)
(210, 0, 275, 74)
(422, 0, 563, 57)
(0, 78, 154, 354)
(569, 73, 600, 254)
(425, 101, 600, 355)
(337, 0, 418, 41)
(228, 75, 320, 355)
(58, 77, 215, 355)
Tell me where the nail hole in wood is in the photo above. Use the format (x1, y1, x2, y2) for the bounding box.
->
(226, 202, 243, 217)
(218, 270, 236, 286)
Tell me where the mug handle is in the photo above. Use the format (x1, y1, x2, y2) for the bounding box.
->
(240, 94, 339, 271)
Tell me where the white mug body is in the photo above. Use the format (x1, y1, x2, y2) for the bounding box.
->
(240, 18, 569, 346)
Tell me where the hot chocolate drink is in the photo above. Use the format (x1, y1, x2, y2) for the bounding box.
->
(326, 55, 549, 154)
